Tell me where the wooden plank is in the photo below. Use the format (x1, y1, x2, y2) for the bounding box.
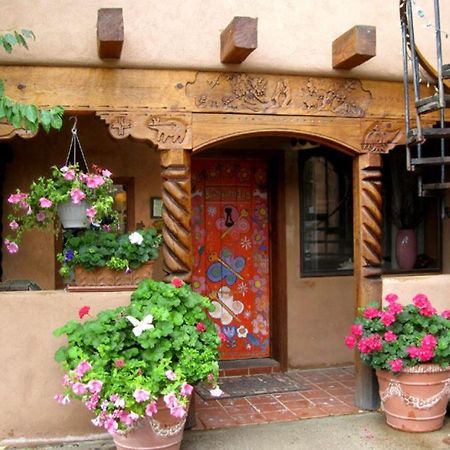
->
(0, 66, 417, 120)
(221, 17, 257, 64)
(353, 153, 383, 410)
(97, 8, 124, 59)
(332, 25, 376, 70)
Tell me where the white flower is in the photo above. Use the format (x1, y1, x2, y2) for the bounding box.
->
(127, 315, 154, 336)
(209, 386, 224, 397)
(237, 326, 248, 338)
(129, 231, 144, 245)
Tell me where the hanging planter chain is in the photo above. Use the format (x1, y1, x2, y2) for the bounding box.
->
(65, 117, 89, 172)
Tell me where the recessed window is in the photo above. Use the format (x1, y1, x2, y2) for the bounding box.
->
(299, 148, 353, 276)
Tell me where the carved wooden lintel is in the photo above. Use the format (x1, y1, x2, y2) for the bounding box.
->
(96, 111, 192, 149)
(159, 148, 192, 282)
(353, 153, 383, 410)
(0, 120, 38, 140)
(362, 121, 404, 153)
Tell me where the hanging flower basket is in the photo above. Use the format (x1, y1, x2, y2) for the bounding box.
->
(57, 200, 89, 229)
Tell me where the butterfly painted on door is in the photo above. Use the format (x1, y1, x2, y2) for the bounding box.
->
(207, 249, 245, 286)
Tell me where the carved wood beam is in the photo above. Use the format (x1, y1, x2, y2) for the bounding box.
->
(353, 153, 383, 410)
(96, 111, 192, 149)
(361, 121, 404, 153)
(159, 148, 192, 283)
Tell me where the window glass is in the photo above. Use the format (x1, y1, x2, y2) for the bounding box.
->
(299, 149, 353, 276)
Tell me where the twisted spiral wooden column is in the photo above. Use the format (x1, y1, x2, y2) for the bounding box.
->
(159, 149, 192, 282)
(353, 153, 383, 410)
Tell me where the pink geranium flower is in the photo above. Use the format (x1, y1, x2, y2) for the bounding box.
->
(384, 331, 397, 342)
(344, 335, 356, 349)
(196, 322, 207, 332)
(385, 293, 398, 304)
(442, 310, 450, 319)
(363, 307, 381, 319)
(351, 324, 363, 337)
(389, 359, 403, 372)
(380, 311, 396, 327)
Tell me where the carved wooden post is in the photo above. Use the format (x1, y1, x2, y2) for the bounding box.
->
(159, 148, 192, 282)
(353, 153, 383, 410)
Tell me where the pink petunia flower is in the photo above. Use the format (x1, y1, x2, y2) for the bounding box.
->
(4, 239, 19, 254)
(145, 401, 158, 417)
(9, 220, 19, 230)
(63, 169, 75, 180)
(180, 383, 193, 397)
(86, 206, 97, 219)
(165, 370, 176, 381)
(170, 406, 186, 418)
(75, 360, 92, 378)
(72, 382, 87, 395)
(133, 388, 150, 403)
(163, 392, 178, 408)
(87, 379, 103, 394)
(70, 188, 86, 204)
(8, 192, 28, 204)
(104, 417, 118, 434)
(102, 169, 112, 177)
(36, 211, 46, 222)
(39, 197, 52, 208)
(86, 175, 105, 189)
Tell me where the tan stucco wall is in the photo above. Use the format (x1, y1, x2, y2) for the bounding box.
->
(1, 116, 164, 289)
(285, 150, 354, 368)
(382, 275, 450, 312)
(1, 0, 449, 81)
(0, 290, 131, 444)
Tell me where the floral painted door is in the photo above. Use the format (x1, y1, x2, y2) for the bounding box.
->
(191, 159, 270, 359)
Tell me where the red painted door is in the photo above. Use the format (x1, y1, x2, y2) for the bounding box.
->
(191, 159, 270, 359)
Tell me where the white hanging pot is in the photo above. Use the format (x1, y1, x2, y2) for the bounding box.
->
(57, 200, 89, 229)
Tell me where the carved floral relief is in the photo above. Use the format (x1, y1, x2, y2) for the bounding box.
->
(362, 122, 403, 153)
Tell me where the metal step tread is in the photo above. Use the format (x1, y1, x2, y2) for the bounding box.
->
(408, 128, 450, 143)
(411, 156, 450, 166)
(422, 182, 450, 190)
(416, 94, 450, 114)
(443, 64, 450, 79)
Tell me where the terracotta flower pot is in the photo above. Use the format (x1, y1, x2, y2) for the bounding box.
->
(73, 262, 154, 287)
(376, 364, 450, 432)
(113, 398, 188, 450)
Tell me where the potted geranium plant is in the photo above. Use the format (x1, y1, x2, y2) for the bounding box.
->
(345, 293, 450, 432)
(57, 227, 162, 287)
(3, 163, 117, 254)
(53, 278, 222, 450)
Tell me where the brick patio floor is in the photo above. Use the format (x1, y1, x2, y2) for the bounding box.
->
(193, 366, 359, 430)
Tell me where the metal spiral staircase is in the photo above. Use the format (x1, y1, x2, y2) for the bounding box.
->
(400, 0, 450, 196)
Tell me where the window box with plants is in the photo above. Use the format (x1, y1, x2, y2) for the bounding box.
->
(58, 227, 162, 290)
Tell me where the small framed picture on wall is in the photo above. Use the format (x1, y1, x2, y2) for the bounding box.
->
(150, 197, 163, 218)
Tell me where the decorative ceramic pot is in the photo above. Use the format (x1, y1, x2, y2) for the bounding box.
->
(57, 200, 88, 229)
(395, 229, 417, 271)
(113, 398, 188, 450)
(73, 262, 154, 287)
(376, 364, 450, 432)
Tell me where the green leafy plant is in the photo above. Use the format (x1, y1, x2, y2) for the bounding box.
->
(58, 228, 162, 278)
(3, 164, 117, 254)
(53, 278, 221, 434)
(0, 29, 64, 132)
(345, 294, 450, 373)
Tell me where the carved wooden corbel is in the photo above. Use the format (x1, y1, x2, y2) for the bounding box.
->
(96, 111, 192, 149)
(353, 153, 383, 411)
(361, 121, 404, 153)
(159, 148, 192, 282)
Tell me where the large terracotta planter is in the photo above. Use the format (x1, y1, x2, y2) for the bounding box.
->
(73, 262, 154, 287)
(376, 364, 450, 432)
(113, 399, 188, 450)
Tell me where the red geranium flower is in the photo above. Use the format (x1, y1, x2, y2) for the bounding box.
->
(78, 305, 90, 319)
(196, 322, 207, 332)
(171, 278, 184, 288)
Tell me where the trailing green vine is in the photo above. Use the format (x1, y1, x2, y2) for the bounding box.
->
(0, 29, 64, 132)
